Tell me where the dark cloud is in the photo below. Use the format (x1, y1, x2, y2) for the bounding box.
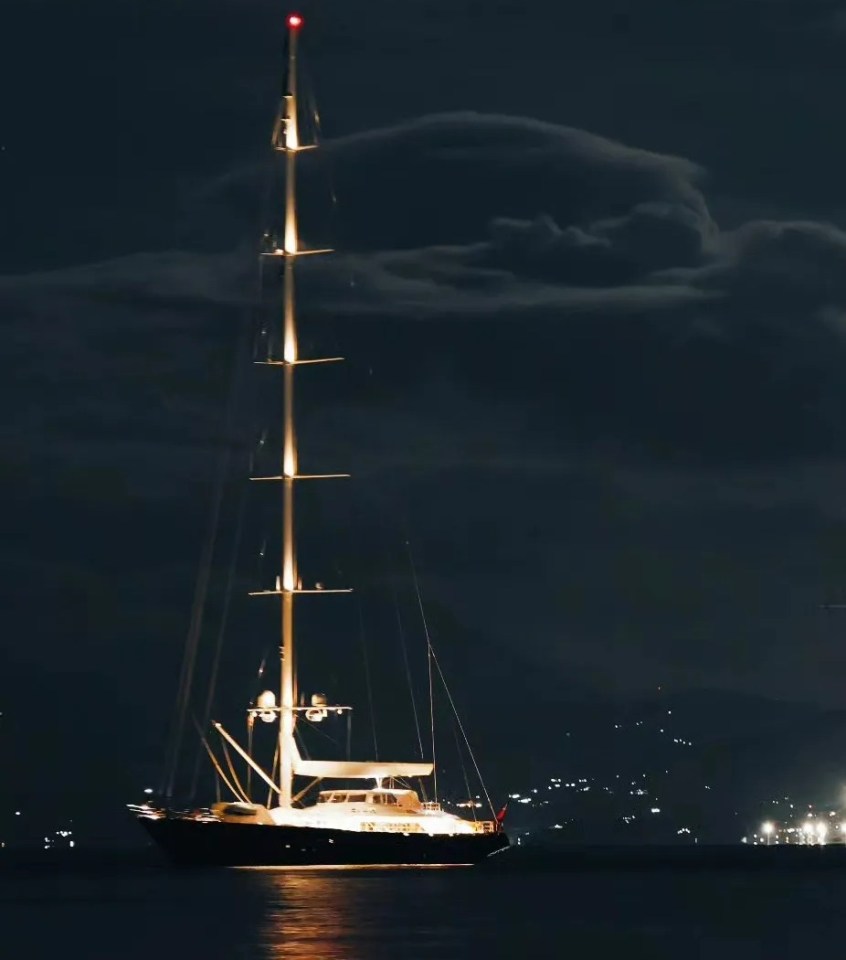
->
(320, 113, 710, 250)
(668, 219, 846, 308)
(5, 111, 846, 484)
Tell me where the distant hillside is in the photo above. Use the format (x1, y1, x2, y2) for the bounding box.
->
(4, 606, 844, 848)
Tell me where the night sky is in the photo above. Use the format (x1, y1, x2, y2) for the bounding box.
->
(5, 0, 846, 839)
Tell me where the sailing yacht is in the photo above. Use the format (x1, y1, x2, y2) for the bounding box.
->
(130, 11, 509, 867)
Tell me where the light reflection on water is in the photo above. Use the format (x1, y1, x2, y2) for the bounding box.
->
(248, 868, 470, 959)
(240, 864, 846, 960)
(3, 860, 846, 959)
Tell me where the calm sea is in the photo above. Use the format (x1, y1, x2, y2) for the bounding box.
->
(0, 851, 841, 959)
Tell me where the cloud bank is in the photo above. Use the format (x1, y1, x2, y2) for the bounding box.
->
(5, 112, 846, 707)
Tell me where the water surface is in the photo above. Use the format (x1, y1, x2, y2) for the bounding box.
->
(0, 854, 840, 959)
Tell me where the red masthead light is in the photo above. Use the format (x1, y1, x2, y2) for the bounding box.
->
(287, 13, 303, 28)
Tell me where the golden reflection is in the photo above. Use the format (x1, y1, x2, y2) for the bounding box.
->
(244, 867, 461, 959)
(253, 872, 366, 959)
(234, 864, 464, 871)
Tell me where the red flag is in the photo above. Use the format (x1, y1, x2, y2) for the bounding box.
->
(495, 802, 509, 827)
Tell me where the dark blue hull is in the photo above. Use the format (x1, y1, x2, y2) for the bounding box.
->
(139, 816, 510, 867)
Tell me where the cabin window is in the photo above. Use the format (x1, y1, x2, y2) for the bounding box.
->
(329, 793, 347, 803)
(369, 793, 398, 805)
(347, 793, 367, 803)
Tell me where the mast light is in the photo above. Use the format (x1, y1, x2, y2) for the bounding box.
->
(288, 14, 303, 28)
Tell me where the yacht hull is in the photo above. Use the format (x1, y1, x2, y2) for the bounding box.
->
(138, 816, 510, 867)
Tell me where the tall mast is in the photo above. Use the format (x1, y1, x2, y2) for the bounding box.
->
(279, 11, 303, 808)
(250, 12, 347, 807)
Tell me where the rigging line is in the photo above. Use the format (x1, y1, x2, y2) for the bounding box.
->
(246, 719, 254, 801)
(292, 778, 322, 806)
(162, 517, 216, 799)
(185, 156, 275, 799)
(377, 515, 427, 798)
(162, 327, 245, 800)
(252, 642, 273, 688)
(308, 81, 339, 216)
(266, 739, 280, 808)
(406, 540, 437, 802)
(187, 450, 252, 800)
(428, 642, 496, 821)
(301, 716, 342, 746)
(390, 564, 425, 761)
(375, 509, 425, 757)
(294, 724, 312, 759)
(405, 538, 495, 818)
(383, 502, 430, 801)
(192, 716, 243, 803)
(387, 537, 428, 801)
(163, 214, 267, 800)
(252, 263, 269, 361)
(200, 737, 242, 804)
(185, 244, 264, 800)
(255, 58, 290, 365)
(261, 65, 285, 233)
(356, 598, 379, 760)
(221, 740, 251, 805)
(306, 63, 353, 305)
(450, 718, 477, 822)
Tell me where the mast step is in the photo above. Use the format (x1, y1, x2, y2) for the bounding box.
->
(254, 357, 344, 367)
(272, 143, 319, 153)
(248, 588, 354, 596)
(260, 247, 334, 258)
(250, 473, 351, 481)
